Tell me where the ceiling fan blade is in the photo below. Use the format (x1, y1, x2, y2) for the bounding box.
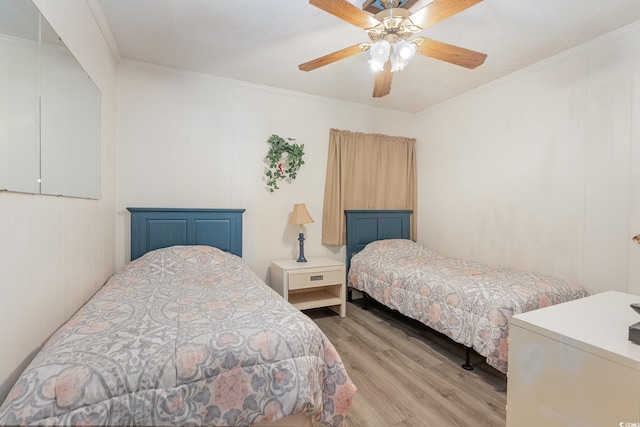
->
(417, 38, 487, 69)
(299, 43, 367, 72)
(409, 0, 482, 30)
(373, 61, 393, 97)
(310, 0, 380, 30)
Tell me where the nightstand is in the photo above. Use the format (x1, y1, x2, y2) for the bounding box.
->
(270, 258, 346, 317)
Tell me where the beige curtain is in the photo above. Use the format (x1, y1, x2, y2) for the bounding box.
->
(322, 128, 417, 245)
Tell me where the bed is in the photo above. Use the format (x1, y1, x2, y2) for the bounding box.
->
(345, 210, 588, 374)
(0, 208, 356, 426)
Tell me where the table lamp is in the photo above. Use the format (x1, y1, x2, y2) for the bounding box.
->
(289, 203, 314, 262)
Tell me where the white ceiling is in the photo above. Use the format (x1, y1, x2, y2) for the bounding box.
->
(95, 0, 640, 114)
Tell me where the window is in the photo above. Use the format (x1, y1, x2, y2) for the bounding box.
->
(322, 128, 416, 245)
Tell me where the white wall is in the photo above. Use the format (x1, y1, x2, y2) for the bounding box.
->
(416, 22, 640, 295)
(116, 61, 415, 281)
(0, 0, 118, 402)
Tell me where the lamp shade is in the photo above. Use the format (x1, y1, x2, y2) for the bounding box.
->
(289, 204, 314, 225)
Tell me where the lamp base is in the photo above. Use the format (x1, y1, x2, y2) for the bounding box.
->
(297, 232, 307, 262)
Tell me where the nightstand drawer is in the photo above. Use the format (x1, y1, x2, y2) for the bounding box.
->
(289, 269, 342, 290)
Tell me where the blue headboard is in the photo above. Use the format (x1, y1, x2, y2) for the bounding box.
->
(127, 208, 246, 260)
(345, 209, 412, 274)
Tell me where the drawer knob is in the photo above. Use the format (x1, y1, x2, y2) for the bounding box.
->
(310, 275, 324, 281)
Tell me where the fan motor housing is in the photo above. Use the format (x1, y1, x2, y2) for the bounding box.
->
(368, 8, 419, 43)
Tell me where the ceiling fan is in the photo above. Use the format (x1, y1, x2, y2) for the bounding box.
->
(299, 0, 487, 98)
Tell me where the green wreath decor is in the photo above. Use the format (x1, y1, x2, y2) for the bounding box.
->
(264, 134, 305, 192)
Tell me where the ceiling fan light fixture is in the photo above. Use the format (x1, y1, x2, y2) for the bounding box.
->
(369, 57, 386, 71)
(390, 39, 416, 72)
(389, 56, 407, 72)
(370, 40, 391, 61)
(369, 39, 391, 71)
(396, 40, 416, 60)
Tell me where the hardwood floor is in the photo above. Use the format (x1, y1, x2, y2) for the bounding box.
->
(306, 299, 507, 427)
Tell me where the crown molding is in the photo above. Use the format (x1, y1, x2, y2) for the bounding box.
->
(86, 0, 121, 62)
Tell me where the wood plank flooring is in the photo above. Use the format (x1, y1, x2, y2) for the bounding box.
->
(306, 298, 507, 427)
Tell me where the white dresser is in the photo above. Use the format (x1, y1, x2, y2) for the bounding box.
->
(507, 291, 640, 427)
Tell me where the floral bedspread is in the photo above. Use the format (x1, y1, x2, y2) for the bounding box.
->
(348, 239, 587, 373)
(0, 246, 356, 426)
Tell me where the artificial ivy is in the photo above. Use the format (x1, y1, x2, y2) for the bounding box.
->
(264, 134, 305, 192)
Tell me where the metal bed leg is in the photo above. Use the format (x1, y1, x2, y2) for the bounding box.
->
(347, 287, 352, 302)
(461, 347, 474, 370)
(362, 293, 368, 310)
